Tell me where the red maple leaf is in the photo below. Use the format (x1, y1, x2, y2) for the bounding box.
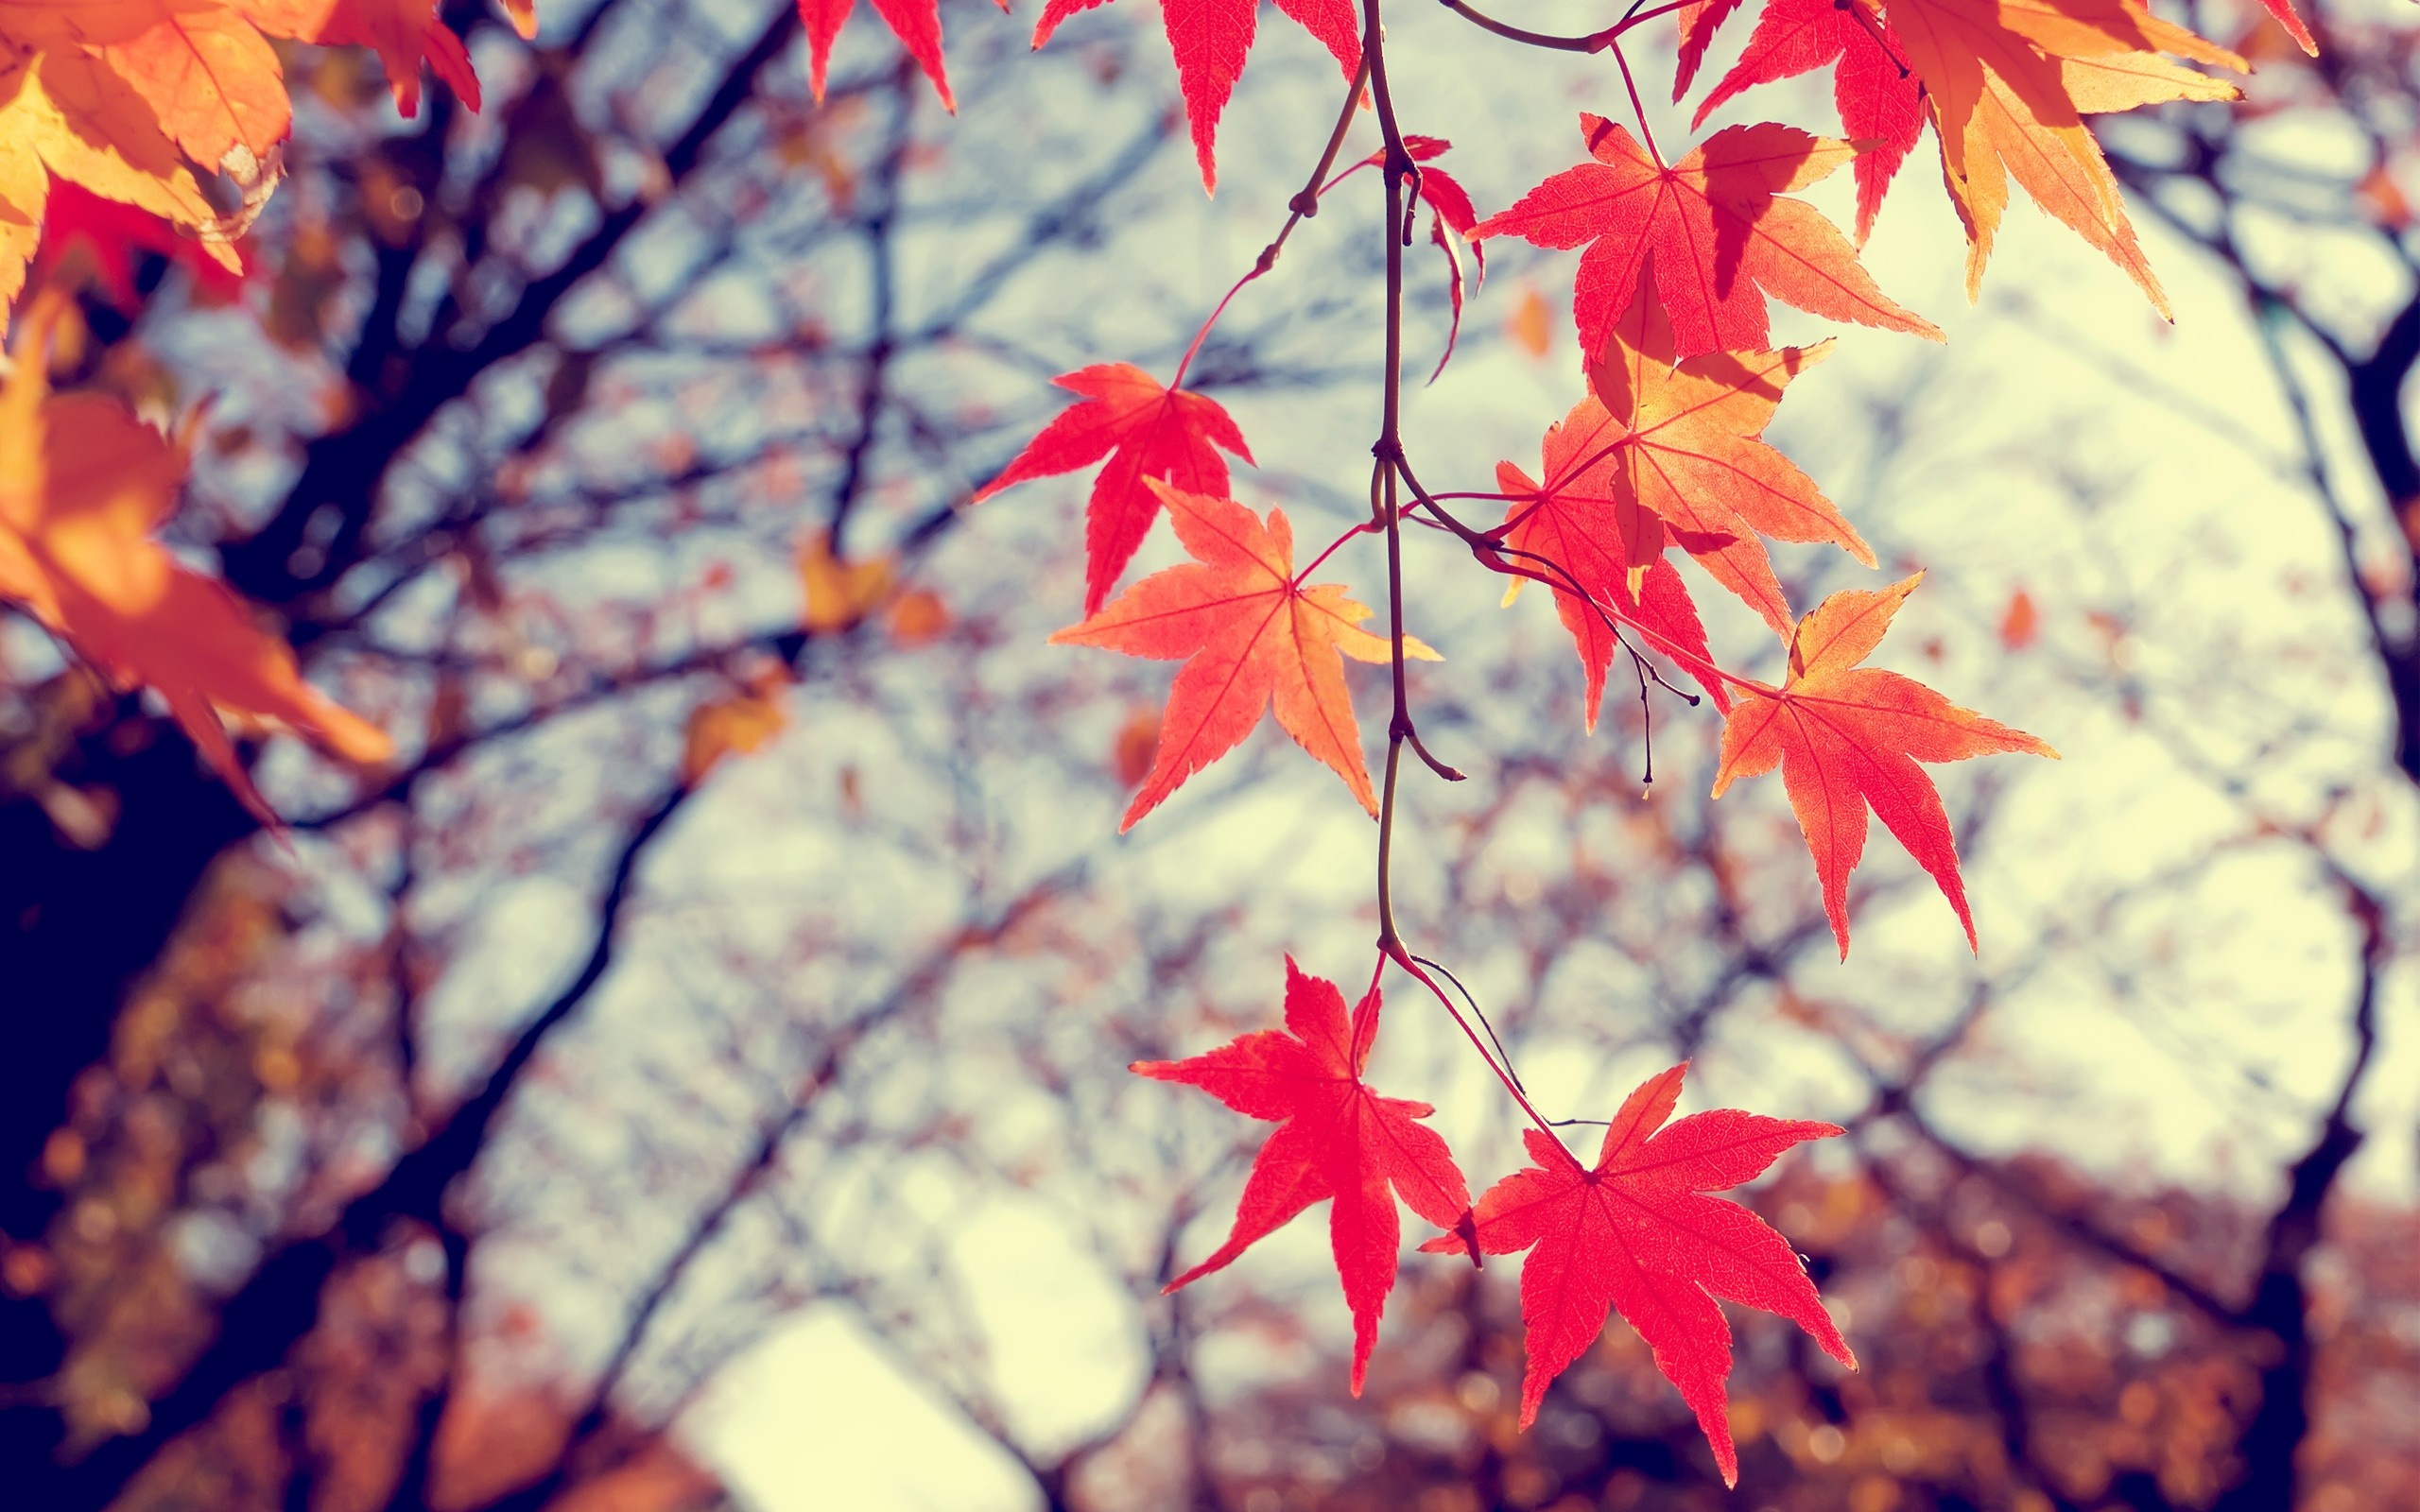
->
(1472, 117, 1940, 361)
(1692, 0, 1926, 243)
(1417, 166, 1483, 382)
(1494, 400, 1728, 727)
(1049, 481, 1431, 829)
(1137, 958, 1472, 1391)
(798, 0, 999, 112)
(1421, 1062, 1851, 1485)
(976, 363, 1253, 615)
(1029, 0, 1360, 191)
(2254, 0, 2316, 54)
(30, 181, 250, 311)
(1712, 575, 2056, 955)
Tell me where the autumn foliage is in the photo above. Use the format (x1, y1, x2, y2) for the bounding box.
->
(0, 294, 389, 825)
(1419, 1062, 1853, 1480)
(0, 0, 2311, 1486)
(1136, 960, 1471, 1391)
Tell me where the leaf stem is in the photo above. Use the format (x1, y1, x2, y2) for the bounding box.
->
(1393, 450, 1741, 695)
(1623, 0, 1695, 27)
(1432, 0, 1620, 52)
(1612, 42, 1666, 169)
(1411, 953, 1524, 1094)
(1428, 0, 1691, 53)
(1170, 59, 1374, 390)
(1365, 0, 1429, 971)
(1294, 518, 1377, 587)
(1387, 948, 1564, 1142)
(1357, 0, 1616, 1154)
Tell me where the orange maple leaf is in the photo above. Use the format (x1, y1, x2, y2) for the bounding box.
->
(796, 529, 894, 633)
(0, 296, 391, 825)
(1883, 0, 2242, 309)
(1712, 575, 2054, 955)
(1582, 278, 1872, 638)
(98, 4, 291, 168)
(1050, 481, 1433, 830)
(0, 43, 243, 326)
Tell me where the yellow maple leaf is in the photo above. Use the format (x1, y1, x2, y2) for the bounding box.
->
(680, 667, 792, 786)
(798, 530, 895, 634)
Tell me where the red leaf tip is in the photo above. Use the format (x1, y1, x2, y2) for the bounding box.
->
(1136, 960, 1473, 1393)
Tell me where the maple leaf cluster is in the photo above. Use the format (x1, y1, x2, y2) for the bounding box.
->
(990, 217, 2054, 963)
(1141, 961, 1850, 1485)
(972, 0, 2300, 1474)
(0, 0, 553, 823)
(0, 0, 538, 330)
(0, 0, 1033, 822)
(1679, 0, 2267, 309)
(0, 0, 2308, 1478)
